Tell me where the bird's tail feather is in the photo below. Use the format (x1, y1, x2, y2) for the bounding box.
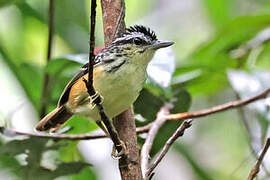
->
(35, 106, 73, 132)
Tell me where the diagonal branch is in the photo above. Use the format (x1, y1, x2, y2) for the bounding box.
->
(141, 87, 270, 179)
(248, 138, 270, 180)
(165, 88, 270, 121)
(84, 0, 124, 155)
(146, 119, 192, 177)
(141, 103, 173, 179)
(233, 90, 270, 176)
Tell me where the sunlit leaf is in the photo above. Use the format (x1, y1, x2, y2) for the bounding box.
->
(179, 14, 270, 95)
(202, 0, 234, 28)
(256, 42, 270, 69)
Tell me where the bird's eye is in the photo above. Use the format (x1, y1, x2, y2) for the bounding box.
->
(134, 38, 142, 45)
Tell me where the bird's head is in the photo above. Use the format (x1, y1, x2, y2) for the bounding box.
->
(110, 25, 174, 64)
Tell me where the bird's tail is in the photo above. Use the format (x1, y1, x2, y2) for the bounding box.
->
(35, 106, 73, 132)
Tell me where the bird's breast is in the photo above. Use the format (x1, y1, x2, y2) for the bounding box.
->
(94, 62, 147, 118)
(70, 62, 147, 121)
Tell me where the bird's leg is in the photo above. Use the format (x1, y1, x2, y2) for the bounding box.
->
(96, 120, 126, 158)
(82, 78, 126, 157)
(111, 139, 126, 158)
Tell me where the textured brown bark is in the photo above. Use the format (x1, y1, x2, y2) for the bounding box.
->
(113, 108, 143, 180)
(101, 0, 143, 179)
(101, 0, 126, 46)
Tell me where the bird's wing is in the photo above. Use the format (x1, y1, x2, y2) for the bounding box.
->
(57, 48, 111, 107)
(57, 63, 89, 107)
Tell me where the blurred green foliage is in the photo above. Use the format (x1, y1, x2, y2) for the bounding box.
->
(0, 0, 270, 179)
(0, 136, 94, 180)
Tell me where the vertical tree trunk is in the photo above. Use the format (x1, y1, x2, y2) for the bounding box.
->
(100, 0, 143, 179)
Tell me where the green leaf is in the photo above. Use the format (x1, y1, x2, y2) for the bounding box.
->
(51, 162, 91, 178)
(202, 0, 234, 28)
(0, 135, 91, 180)
(64, 116, 98, 134)
(59, 141, 82, 162)
(18, 63, 42, 109)
(70, 167, 97, 180)
(0, 0, 24, 8)
(16, 2, 93, 52)
(178, 14, 270, 95)
(134, 88, 164, 125)
(46, 54, 87, 75)
(145, 77, 174, 100)
(171, 88, 192, 114)
(0, 142, 21, 176)
(256, 42, 270, 69)
(150, 89, 191, 156)
(192, 14, 270, 61)
(17, 162, 90, 180)
(1, 137, 47, 157)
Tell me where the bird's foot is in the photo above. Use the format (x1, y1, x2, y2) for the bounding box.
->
(111, 140, 126, 159)
(89, 91, 104, 109)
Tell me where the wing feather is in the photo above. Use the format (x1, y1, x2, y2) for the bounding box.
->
(57, 63, 89, 107)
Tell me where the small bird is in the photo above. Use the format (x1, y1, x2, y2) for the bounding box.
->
(36, 25, 174, 132)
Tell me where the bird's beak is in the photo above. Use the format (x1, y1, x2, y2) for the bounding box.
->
(151, 40, 174, 49)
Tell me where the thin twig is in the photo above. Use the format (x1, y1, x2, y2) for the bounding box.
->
(40, 0, 55, 118)
(85, 0, 124, 155)
(87, 0, 97, 97)
(165, 88, 270, 121)
(2, 87, 270, 140)
(0, 124, 150, 140)
(233, 90, 270, 176)
(234, 91, 254, 141)
(146, 120, 192, 177)
(141, 103, 173, 179)
(2, 88, 269, 140)
(0, 127, 105, 140)
(248, 138, 270, 180)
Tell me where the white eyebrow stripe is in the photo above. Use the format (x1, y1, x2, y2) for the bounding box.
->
(112, 34, 145, 44)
